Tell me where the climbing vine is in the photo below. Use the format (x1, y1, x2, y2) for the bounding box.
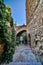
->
(0, 0, 15, 64)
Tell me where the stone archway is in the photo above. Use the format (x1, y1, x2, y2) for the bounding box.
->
(17, 30, 26, 37)
(16, 30, 27, 45)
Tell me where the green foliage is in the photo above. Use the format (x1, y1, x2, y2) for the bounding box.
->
(0, 0, 4, 3)
(22, 32, 27, 44)
(0, 0, 15, 64)
(16, 37, 20, 46)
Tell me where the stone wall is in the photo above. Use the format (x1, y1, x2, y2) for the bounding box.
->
(26, 0, 43, 63)
(26, 0, 40, 24)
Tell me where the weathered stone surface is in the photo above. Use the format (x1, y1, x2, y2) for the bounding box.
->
(13, 45, 37, 62)
(7, 62, 42, 65)
(7, 45, 42, 65)
(26, 0, 43, 64)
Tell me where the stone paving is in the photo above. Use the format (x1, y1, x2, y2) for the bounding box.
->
(7, 62, 42, 65)
(7, 44, 42, 65)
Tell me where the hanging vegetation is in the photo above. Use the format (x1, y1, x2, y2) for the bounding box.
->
(0, 0, 15, 64)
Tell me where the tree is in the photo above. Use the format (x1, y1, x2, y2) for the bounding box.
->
(16, 37, 20, 46)
(22, 32, 27, 44)
(0, 0, 15, 64)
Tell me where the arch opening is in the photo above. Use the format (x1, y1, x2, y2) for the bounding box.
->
(16, 30, 27, 45)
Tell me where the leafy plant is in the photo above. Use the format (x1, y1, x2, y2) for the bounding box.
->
(0, 0, 15, 64)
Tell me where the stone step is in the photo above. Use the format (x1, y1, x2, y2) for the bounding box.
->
(7, 62, 42, 65)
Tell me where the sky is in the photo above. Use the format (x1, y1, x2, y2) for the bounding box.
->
(4, 0, 26, 26)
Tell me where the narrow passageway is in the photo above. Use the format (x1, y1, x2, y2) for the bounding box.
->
(13, 44, 37, 62)
(7, 44, 42, 65)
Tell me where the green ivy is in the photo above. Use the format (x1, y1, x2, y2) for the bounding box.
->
(0, 0, 15, 64)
